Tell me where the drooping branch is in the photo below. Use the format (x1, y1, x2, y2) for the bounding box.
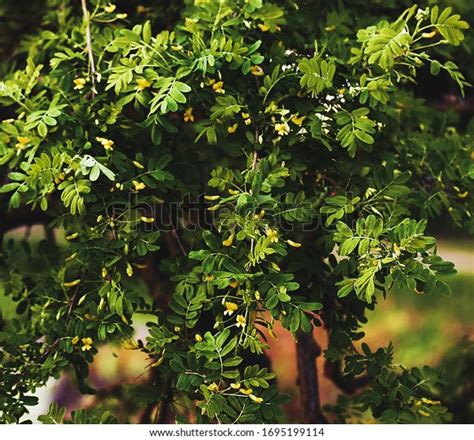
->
(324, 359, 370, 394)
(296, 331, 328, 423)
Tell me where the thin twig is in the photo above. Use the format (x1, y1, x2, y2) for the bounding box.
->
(81, 0, 96, 97)
(250, 150, 258, 255)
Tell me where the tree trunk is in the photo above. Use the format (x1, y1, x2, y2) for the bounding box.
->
(296, 331, 328, 423)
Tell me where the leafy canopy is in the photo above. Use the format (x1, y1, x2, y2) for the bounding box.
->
(0, 0, 472, 424)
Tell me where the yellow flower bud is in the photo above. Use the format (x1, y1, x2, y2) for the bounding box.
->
(63, 279, 81, 287)
(239, 388, 253, 395)
(249, 394, 263, 403)
(228, 123, 238, 134)
(250, 65, 264, 76)
(287, 239, 302, 248)
(222, 235, 234, 247)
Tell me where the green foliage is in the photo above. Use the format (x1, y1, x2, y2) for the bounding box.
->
(327, 343, 453, 423)
(39, 402, 117, 424)
(0, 0, 472, 425)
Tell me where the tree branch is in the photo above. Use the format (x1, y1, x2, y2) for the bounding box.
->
(80, 0, 96, 97)
(324, 359, 370, 394)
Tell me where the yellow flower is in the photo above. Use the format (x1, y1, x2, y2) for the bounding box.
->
(126, 263, 134, 277)
(195, 333, 203, 342)
(207, 78, 216, 86)
(228, 188, 239, 195)
(204, 195, 220, 201)
(230, 383, 241, 389)
(133, 180, 146, 191)
(253, 209, 265, 220)
(255, 290, 261, 300)
(140, 216, 155, 223)
(239, 388, 253, 395)
(250, 65, 264, 76)
(65, 252, 77, 262)
(287, 239, 302, 248)
(71, 336, 79, 345)
(174, 326, 181, 332)
(422, 30, 437, 39)
(222, 235, 234, 247)
(123, 338, 139, 350)
(66, 232, 79, 240)
(291, 115, 306, 126)
(229, 280, 239, 288)
(104, 4, 116, 13)
(236, 314, 246, 328)
(81, 337, 93, 351)
(242, 112, 252, 125)
(136, 78, 151, 91)
(133, 160, 145, 169)
(266, 228, 278, 243)
(249, 394, 263, 403)
(116, 13, 128, 19)
(15, 136, 31, 149)
(63, 279, 81, 287)
(421, 397, 441, 405)
(224, 302, 239, 316)
(457, 191, 469, 198)
(205, 275, 215, 281)
(275, 122, 290, 136)
(228, 123, 238, 134)
(96, 136, 114, 151)
(258, 23, 270, 32)
(184, 107, 195, 123)
(418, 410, 430, 417)
(73, 77, 86, 90)
(207, 382, 219, 392)
(212, 81, 225, 94)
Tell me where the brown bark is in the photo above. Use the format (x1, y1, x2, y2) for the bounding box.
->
(296, 331, 328, 423)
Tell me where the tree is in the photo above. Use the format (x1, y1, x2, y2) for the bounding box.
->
(0, 0, 472, 424)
